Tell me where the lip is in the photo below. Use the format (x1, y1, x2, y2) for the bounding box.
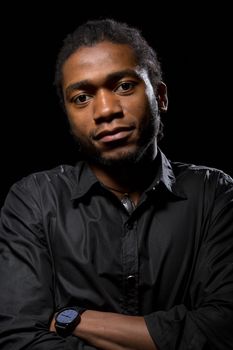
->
(94, 126, 134, 143)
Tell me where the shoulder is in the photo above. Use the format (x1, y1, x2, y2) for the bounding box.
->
(3, 164, 80, 208)
(168, 161, 233, 225)
(13, 164, 76, 190)
(170, 161, 233, 200)
(172, 161, 233, 185)
(160, 150, 233, 195)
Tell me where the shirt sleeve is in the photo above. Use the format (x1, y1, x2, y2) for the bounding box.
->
(144, 171, 233, 349)
(0, 176, 97, 350)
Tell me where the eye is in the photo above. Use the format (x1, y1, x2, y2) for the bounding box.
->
(72, 94, 92, 105)
(115, 81, 136, 94)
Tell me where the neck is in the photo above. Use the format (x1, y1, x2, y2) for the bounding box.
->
(89, 150, 159, 204)
(99, 176, 142, 207)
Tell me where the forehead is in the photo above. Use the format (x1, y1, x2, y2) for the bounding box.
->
(62, 42, 138, 87)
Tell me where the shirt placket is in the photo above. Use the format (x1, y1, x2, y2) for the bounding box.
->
(122, 219, 139, 315)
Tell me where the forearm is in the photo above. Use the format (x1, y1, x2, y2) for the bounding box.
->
(74, 310, 157, 350)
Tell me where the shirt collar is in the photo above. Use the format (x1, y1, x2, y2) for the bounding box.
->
(146, 149, 187, 199)
(71, 161, 100, 200)
(71, 149, 187, 201)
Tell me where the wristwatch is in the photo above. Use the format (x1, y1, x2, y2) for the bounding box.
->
(55, 306, 86, 337)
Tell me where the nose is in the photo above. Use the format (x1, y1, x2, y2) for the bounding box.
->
(93, 89, 123, 123)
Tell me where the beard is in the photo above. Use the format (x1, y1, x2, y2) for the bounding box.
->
(70, 109, 160, 168)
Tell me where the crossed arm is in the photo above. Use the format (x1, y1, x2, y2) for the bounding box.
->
(50, 311, 157, 350)
(1, 172, 233, 349)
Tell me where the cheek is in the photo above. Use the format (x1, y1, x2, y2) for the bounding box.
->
(66, 110, 91, 136)
(123, 93, 151, 123)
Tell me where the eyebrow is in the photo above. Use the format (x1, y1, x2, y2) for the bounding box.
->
(65, 69, 141, 97)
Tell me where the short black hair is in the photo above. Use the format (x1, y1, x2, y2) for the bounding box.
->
(54, 18, 163, 104)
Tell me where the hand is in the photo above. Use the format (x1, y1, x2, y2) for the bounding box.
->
(49, 315, 56, 332)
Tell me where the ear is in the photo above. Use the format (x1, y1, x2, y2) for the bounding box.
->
(156, 82, 168, 112)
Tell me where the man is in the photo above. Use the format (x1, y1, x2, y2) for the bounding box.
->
(0, 19, 232, 350)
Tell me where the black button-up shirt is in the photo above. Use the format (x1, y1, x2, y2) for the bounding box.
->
(0, 150, 233, 349)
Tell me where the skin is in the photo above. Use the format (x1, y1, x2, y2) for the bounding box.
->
(62, 41, 167, 203)
(50, 310, 156, 350)
(50, 41, 168, 349)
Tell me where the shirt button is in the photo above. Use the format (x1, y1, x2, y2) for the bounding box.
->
(126, 275, 135, 283)
(126, 222, 133, 230)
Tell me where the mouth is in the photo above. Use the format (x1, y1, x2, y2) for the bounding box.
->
(94, 126, 135, 143)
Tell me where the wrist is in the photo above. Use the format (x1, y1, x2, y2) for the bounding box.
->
(55, 306, 86, 337)
(73, 310, 104, 338)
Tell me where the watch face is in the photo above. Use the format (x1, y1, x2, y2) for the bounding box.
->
(56, 309, 79, 324)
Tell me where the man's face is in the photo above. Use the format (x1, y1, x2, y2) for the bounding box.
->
(62, 41, 161, 166)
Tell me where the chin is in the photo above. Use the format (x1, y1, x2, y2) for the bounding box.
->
(89, 144, 154, 168)
(76, 133, 156, 166)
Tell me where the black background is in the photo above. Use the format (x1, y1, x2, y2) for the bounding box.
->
(1, 3, 232, 206)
